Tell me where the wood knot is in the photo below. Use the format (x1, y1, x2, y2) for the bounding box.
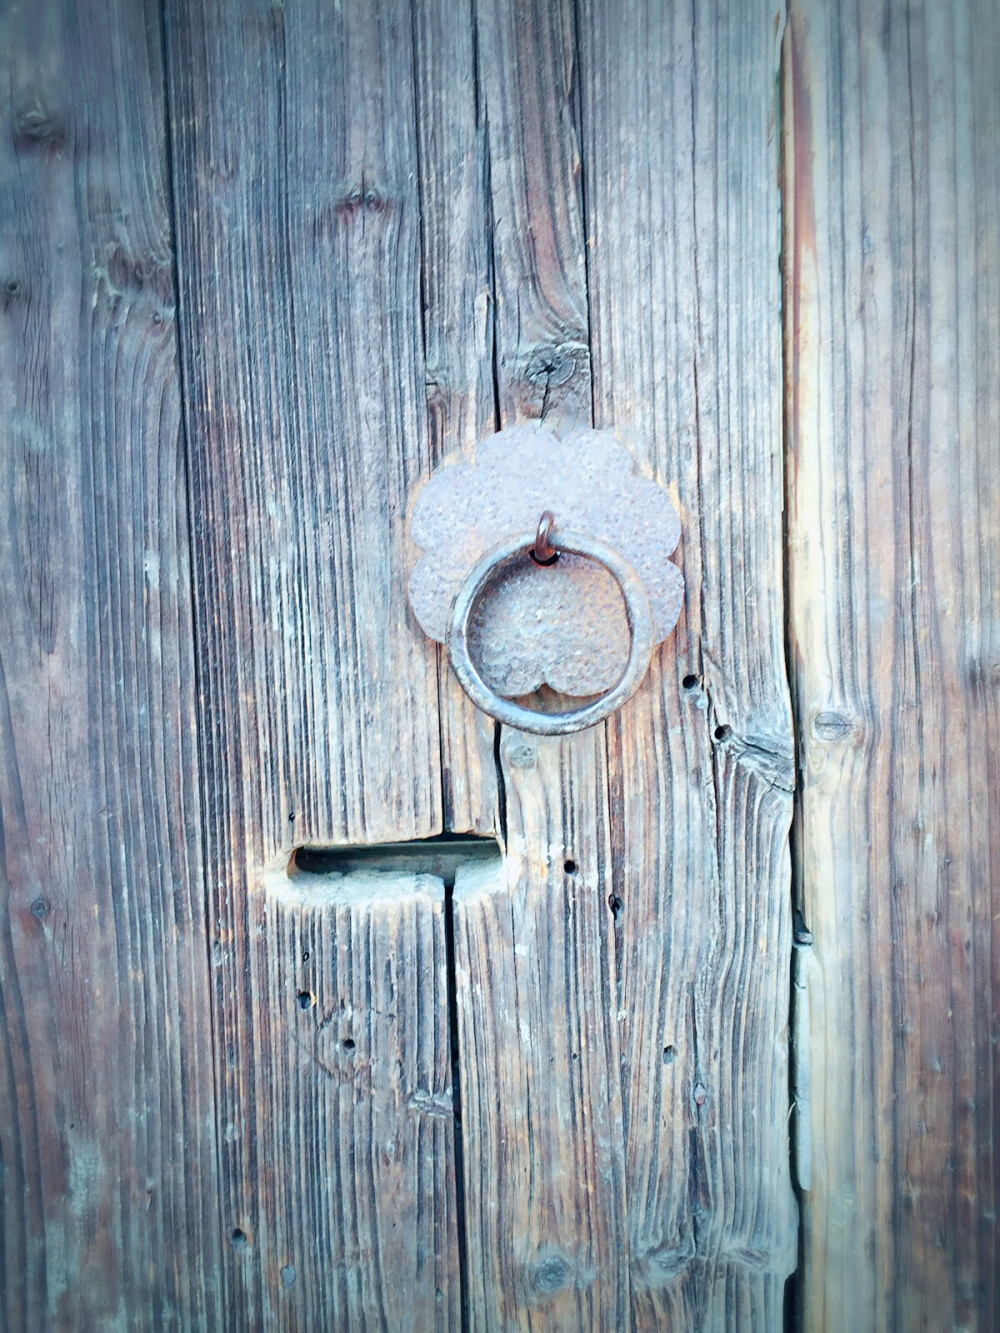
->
(13, 101, 67, 153)
(524, 345, 580, 388)
(2, 278, 26, 311)
(528, 1249, 575, 1296)
(811, 710, 855, 742)
(334, 180, 395, 221)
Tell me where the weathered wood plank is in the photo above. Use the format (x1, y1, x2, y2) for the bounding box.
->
(445, 2, 631, 1326)
(0, 0, 221, 1325)
(411, 0, 498, 836)
(785, 0, 1000, 1326)
(257, 870, 458, 1331)
(579, 0, 798, 1325)
(165, 0, 459, 1323)
(476, 0, 592, 430)
(455, 745, 630, 1330)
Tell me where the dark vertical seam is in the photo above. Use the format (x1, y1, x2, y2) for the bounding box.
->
(157, 0, 227, 1319)
(480, 5, 507, 842)
(442, 867, 470, 1332)
(778, 11, 806, 1330)
(570, 0, 597, 429)
(408, 4, 482, 1323)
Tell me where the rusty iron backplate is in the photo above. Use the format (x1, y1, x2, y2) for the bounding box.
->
(408, 424, 683, 699)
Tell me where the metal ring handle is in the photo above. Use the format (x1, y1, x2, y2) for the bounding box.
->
(447, 529, 654, 736)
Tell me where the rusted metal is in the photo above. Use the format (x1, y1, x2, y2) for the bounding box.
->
(408, 424, 683, 727)
(532, 510, 558, 565)
(448, 528, 654, 736)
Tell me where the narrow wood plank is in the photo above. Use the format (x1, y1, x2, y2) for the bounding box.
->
(477, 0, 592, 431)
(165, 0, 459, 1323)
(579, 1, 799, 1326)
(785, 0, 1000, 1326)
(455, 746, 629, 1330)
(411, 0, 498, 836)
(0, 0, 221, 1325)
(449, 2, 631, 1326)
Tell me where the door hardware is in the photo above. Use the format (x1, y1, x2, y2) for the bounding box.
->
(408, 425, 684, 734)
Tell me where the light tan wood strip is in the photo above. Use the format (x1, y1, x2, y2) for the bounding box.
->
(785, 0, 1000, 1325)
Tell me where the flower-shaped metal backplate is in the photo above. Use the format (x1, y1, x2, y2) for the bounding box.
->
(408, 425, 683, 708)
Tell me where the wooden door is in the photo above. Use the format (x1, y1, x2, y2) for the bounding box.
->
(0, 1, 996, 1330)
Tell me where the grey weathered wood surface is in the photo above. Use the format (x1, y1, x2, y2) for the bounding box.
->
(455, 1, 631, 1327)
(411, 0, 498, 838)
(785, 0, 1000, 1327)
(580, 1, 798, 1325)
(4, 0, 996, 1327)
(426, 0, 798, 1327)
(0, 0, 221, 1325)
(165, 0, 459, 1324)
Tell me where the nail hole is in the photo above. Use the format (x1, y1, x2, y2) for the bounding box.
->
(714, 724, 731, 741)
(682, 674, 699, 690)
(564, 859, 577, 875)
(295, 991, 313, 1010)
(608, 894, 623, 920)
(231, 1228, 248, 1251)
(662, 1045, 677, 1065)
(342, 1038, 356, 1053)
(301, 950, 310, 962)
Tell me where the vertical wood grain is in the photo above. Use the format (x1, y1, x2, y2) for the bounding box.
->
(785, 0, 1000, 1326)
(257, 871, 458, 1331)
(579, 0, 799, 1326)
(0, 0, 221, 1325)
(448, 2, 631, 1326)
(165, 0, 459, 1323)
(410, 0, 498, 836)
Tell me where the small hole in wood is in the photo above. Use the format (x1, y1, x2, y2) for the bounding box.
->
(564, 859, 577, 875)
(682, 674, 699, 690)
(662, 1045, 677, 1066)
(302, 950, 310, 962)
(608, 893, 623, 920)
(295, 991, 312, 1010)
(342, 1038, 356, 1053)
(231, 1229, 248, 1251)
(714, 724, 731, 742)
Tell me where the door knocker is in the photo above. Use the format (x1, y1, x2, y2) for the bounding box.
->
(408, 425, 683, 735)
